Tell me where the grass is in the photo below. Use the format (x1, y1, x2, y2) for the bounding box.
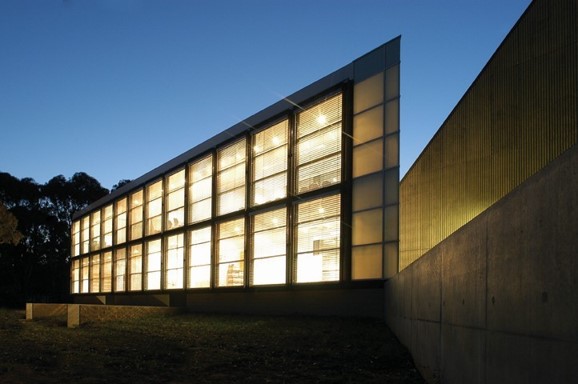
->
(0, 308, 424, 383)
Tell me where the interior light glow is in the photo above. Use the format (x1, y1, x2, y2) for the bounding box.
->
(316, 115, 327, 125)
(272, 136, 280, 146)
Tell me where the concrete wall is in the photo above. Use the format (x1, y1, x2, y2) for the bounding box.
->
(73, 286, 385, 319)
(386, 144, 578, 383)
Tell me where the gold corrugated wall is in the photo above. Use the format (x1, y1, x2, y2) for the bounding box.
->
(400, 0, 578, 270)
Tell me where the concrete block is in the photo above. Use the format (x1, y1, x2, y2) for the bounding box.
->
(441, 222, 487, 329)
(411, 247, 441, 322)
(441, 325, 485, 384)
(26, 303, 68, 321)
(411, 319, 441, 383)
(67, 304, 80, 328)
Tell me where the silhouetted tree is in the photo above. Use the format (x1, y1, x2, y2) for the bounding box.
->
(0, 171, 108, 306)
(111, 179, 132, 192)
(0, 202, 22, 245)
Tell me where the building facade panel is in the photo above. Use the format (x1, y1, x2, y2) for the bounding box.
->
(70, 38, 401, 311)
(399, 0, 578, 269)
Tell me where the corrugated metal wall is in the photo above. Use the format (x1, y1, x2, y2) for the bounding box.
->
(400, 0, 578, 270)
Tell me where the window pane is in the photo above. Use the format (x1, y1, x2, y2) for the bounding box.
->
(90, 254, 100, 292)
(352, 209, 383, 246)
(114, 248, 126, 292)
(189, 155, 213, 224)
(189, 226, 211, 288)
(352, 244, 383, 280)
(166, 169, 185, 230)
(385, 133, 400, 169)
(217, 218, 244, 287)
(353, 105, 383, 145)
(101, 251, 112, 293)
(296, 95, 342, 195)
(90, 211, 101, 251)
(115, 198, 127, 245)
(81, 257, 89, 293)
(354, 72, 384, 114)
(217, 139, 246, 215)
(353, 140, 383, 178)
(130, 190, 143, 241)
(295, 194, 341, 283)
(352, 173, 383, 211)
(165, 233, 184, 289)
(72, 221, 80, 257)
(71, 259, 80, 293)
(146, 239, 162, 290)
(146, 180, 163, 236)
(129, 244, 142, 291)
(252, 121, 288, 207)
(81, 216, 90, 254)
(251, 208, 286, 286)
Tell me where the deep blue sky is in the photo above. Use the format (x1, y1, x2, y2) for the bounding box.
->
(1, 0, 531, 190)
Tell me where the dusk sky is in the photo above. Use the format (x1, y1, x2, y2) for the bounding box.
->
(1, 0, 531, 191)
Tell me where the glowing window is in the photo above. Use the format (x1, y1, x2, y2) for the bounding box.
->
(115, 198, 127, 244)
(251, 208, 286, 286)
(129, 244, 142, 291)
(166, 169, 185, 230)
(165, 233, 184, 289)
(189, 226, 211, 288)
(90, 211, 101, 251)
(295, 194, 341, 283)
(252, 120, 288, 206)
(296, 94, 342, 194)
(72, 220, 80, 257)
(146, 239, 162, 290)
(102, 205, 113, 248)
(146, 180, 163, 236)
(90, 254, 100, 293)
(101, 251, 112, 293)
(129, 190, 143, 241)
(71, 259, 80, 294)
(81, 257, 89, 293)
(188, 155, 213, 224)
(217, 139, 246, 216)
(217, 218, 245, 287)
(114, 248, 126, 292)
(81, 216, 90, 254)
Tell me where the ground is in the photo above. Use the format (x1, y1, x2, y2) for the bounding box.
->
(0, 308, 424, 383)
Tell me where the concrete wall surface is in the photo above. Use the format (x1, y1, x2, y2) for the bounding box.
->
(386, 144, 578, 384)
(26, 303, 68, 321)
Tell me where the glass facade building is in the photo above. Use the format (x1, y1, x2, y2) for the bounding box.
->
(70, 38, 400, 316)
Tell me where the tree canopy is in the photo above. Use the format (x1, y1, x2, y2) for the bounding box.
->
(0, 172, 109, 306)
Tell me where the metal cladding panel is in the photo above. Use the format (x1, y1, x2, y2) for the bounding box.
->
(400, 0, 578, 270)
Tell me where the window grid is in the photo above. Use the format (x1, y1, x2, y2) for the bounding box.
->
(72, 221, 80, 257)
(251, 208, 286, 286)
(217, 139, 246, 216)
(295, 194, 341, 283)
(115, 198, 127, 245)
(114, 248, 126, 292)
(188, 155, 213, 224)
(252, 120, 288, 207)
(188, 226, 212, 288)
(71, 259, 80, 294)
(166, 169, 185, 231)
(69, 89, 372, 294)
(145, 239, 162, 290)
(217, 218, 245, 287)
(296, 94, 342, 194)
(165, 233, 184, 289)
(90, 211, 101, 251)
(102, 205, 113, 249)
(129, 190, 143, 241)
(146, 181, 163, 236)
(90, 254, 100, 293)
(129, 244, 142, 291)
(101, 251, 112, 293)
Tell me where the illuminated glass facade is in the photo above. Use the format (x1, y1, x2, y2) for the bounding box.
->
(70, 38, 400, 314)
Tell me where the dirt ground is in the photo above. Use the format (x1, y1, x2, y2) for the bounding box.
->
(0, 308, 424, 383)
